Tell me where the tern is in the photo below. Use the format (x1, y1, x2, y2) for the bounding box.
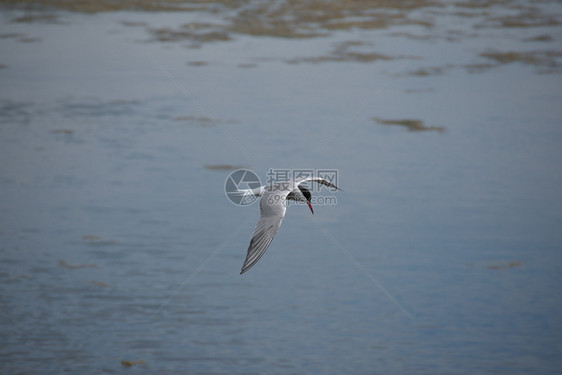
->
(237, 176, 340, 274)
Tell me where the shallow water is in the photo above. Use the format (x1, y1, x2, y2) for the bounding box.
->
(1, 1, 562, 374)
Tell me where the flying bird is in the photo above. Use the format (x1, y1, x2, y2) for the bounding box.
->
(236, 176, 340, 274)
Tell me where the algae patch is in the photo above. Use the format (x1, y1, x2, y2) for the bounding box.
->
(120, 360, 146, 367)
(51, 129, 74, 135)
(373, 118, 444, 133)
(88, 281, 110, 288)
(149, 23, 231, 44)
(288, 40, 395, 64)
(204, 164, 247, 171)
(480, 50, 562, 73)
(173, 115, 222, 127)
(187, 60, 208, 66)
(59, 260, 98, 270)
(406, 66, 448, 76)
(487, 261, 522, 270)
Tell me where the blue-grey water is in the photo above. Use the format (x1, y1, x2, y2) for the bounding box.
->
(1, 1, 562, 374)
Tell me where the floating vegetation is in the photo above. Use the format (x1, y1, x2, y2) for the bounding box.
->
(18, 37, 41, 43)
(373, 117, 444, 132)
(0, 33, 41, 43)
(1, 0, 439, 40)
(59, 259, 98, 269)
(476, 10, 560, 29)
(406, 66, 447, 76)
(288, 40, 394, 64)
(463, 63, 497, 74)
(54, 98, 140, 118)
(51, 129, 74, 134)
(187, 61, 208, 66)
(487, 261, 522, 270)
(120, 360, 146, 367)
(0, 0, 559, 76)
(388, 32, 435, 41)
(0, 33, 25, 39)
(173, 115, 221, 127)
(204, 164, 247, 171)
(149, 23, 231, 44)
(228, 0, 437, 39)
(480, 50, 562, 73)
(482, 51, 542, 65)
(227, 6, 326, 38)
(0, 0, 212, 12)
(289, 52, 393, 64)
(11, 14, 60, 23)
(121, 21, 148, 27)
(525, 34, 553, 43)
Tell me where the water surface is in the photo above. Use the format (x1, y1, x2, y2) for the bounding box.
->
(1, 1, 561, 374)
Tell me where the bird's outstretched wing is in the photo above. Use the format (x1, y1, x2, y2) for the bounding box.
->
(240, 190, 287, 274)
(296, 176, 340, 191)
